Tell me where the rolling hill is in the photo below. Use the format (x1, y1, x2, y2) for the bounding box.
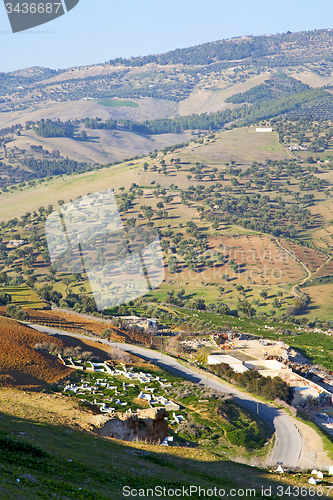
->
(2, 29, 333, 169)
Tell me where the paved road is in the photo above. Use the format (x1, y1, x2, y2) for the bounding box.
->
(26, 323, 302, 467)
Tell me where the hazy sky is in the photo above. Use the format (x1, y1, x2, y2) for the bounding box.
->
(0, 0, 332, 72)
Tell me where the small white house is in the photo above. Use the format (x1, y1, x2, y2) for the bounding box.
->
(256, 127, 273, 133)
(8, 239, 26, 247)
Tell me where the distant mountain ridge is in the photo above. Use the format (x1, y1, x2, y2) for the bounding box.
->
(109, 28, 333, 67)
(2, 28, 333, 76)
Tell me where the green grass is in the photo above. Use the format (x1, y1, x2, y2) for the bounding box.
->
(0, 399, 329, 499)
(148, 282, 293, 315)
(0, 414, 231, 500)
(252, 328, 333, 369)
(174, 394, 273, 459)
(301, 275, 333, 287)
(97, 99, 139, 108)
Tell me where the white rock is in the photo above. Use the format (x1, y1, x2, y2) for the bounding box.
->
(309, 477, 317, 485)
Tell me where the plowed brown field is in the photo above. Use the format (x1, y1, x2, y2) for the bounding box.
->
(314, 259, 333, 277)
(0, 315, 73, 388)
(281, 241, 327, 272)
(207, 234, 306, 284)
(24, 309, 153, 347)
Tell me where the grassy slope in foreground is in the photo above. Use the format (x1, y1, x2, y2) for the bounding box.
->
(0, 395, 331, 500)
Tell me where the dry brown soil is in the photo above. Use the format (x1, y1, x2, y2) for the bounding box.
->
(0, 315, 72, 388)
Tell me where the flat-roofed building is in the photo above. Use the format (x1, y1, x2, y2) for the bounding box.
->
(207, 354, 248, 373)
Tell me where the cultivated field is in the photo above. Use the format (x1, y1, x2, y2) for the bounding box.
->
(281, 241, 328, 272)
(0, 112, 332, 322)
(0, 315, 72, 387)
(0, 95, 177, 129)
(178, 73, 272, 116)
(178, 127, 289, 165)
(3, 286, 46, 309)
(25, 309, 154, 347)
(10, 126, 192, 165)
(301, 284, 333, 321)
(0, 164, 141, 221)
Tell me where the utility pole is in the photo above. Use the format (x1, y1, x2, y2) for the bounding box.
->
(256, 377, 260, 415)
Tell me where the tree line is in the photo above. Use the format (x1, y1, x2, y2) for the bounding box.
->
(225, 76, 309, 104)
(211, 362, 293, 403)
(87, 88, 328, 136)
(32, 120, 73, 138)
(84, 118, 117, 130)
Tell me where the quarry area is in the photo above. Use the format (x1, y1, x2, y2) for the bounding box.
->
(189, 333, 333, 436)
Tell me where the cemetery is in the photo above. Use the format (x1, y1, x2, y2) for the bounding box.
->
(63, 363, 180, 416)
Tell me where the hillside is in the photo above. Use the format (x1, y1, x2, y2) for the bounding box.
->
(109, 29, 333, 66)
(0, 120, 333, 330)
(0, 316, 73, 387)
(0, 387, 329, 500)
(2, 29, 333, 170)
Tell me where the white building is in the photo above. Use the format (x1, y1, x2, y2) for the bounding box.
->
(207, 354, 248, 373)
(8, 239, 26, 247)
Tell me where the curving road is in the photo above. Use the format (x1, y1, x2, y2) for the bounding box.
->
(26, 323, 302, 467)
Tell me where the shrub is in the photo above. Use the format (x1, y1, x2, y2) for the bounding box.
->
(34, 343, 94, 360)
(101, 328, 114, 339)
(0, 431, 47, 457)
(178, 420, 208, 441)
(6, 304, 28, 321)
(107, 347, 132, 362)
(0, 292, 11, 305)
(34, 342, 59, 354)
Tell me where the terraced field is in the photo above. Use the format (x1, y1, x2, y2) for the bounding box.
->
(25, 309, 153, 346)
